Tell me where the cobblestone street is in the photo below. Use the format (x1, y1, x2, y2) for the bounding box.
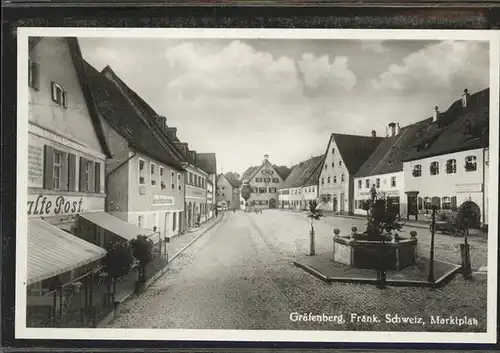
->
(108, 210, 488, 332)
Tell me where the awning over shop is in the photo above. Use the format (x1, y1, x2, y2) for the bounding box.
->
(79, 212, 154, 242)
(27, 219, 107, 286)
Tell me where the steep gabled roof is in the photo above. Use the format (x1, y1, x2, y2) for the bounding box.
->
(241, 166, 260, 181)
(281, 155, 324, 189)
(196, 153, 217, 175)
(66, 38, 112, 158)
(82, 60, 184, 170)
(331, 133, 384, 174)
(101, 66, 187, 162)
(355, 118, 433, 177)
(403, 88, 489, 162)
(273, 165, 293, 180)
(302, 156, 324, 187)
(224, 173, 242, 188)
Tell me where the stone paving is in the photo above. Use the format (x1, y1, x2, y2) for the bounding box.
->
(107, 210, 489, 332)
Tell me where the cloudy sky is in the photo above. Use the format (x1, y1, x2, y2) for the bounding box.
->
(80, 38, 489, 175)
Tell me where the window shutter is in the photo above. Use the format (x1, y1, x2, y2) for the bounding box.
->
(50, 82, 57, 102)
(68, 153, 76, 191)
(62, 91, 68, 108)
(43, 145, 54, 190)
(94, 162, 101, 193)
(417, 197, 423, 210)
(88, 161, 95, 193)
(60, 153, 68, 191)
(79, 157, 86, 191)
(451, 196, 458, 211)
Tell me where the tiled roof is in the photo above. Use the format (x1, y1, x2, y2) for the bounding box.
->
(224, 173, 242, 188)
(241, 166, 260, 181)
(66, 38, 112, 158)
(332, 133, 385, 174)
(273, 165, 293, 180)
(403, 88, 489, 161)
(101, 66, 186, 162)
(302, 156, 324, 187)
(196, 153, 217, 175)
(82, 60, 184, 170)
(281, 155, 324, 189)
(355, 118, 433, 177)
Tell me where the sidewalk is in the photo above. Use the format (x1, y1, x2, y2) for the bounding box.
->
(97, 213, 224, 327)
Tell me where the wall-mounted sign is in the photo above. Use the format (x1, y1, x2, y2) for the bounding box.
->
(186, 188, 206, 198)
(27, 194, 104, 217)
(152, 194, 175, 206)
(28, 143, 44, 188)
(456, 183, 483, 193)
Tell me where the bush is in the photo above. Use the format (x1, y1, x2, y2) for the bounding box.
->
(102, 240, 133, 298)
(130, 235, 154, 282)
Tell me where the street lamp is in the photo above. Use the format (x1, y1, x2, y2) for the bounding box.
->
(427, 206, 437, 284)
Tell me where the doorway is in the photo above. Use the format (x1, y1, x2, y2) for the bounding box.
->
(164, 213, 170, 239)
(340, 193, 345, 213)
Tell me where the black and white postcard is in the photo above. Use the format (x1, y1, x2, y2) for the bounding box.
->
(16, 27, 499, 344)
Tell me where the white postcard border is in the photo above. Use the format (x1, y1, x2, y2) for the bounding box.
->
(15, 27, 499, 344)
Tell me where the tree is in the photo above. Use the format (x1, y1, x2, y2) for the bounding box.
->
(307, 200, 324, 256)
(102, 240, 133, 301)
(241, 182, 251, 203)
(130, 235, 154, 282)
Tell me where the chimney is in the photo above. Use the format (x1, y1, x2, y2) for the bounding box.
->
(462, 88, 470, 108)
(371, 130, 376, 137)
(396, 122, 401, 135)
(153, 115, 167, 133)
(165, 127, 178, 141)
(174, 142, 189, 157)
(263, 154, 269, 164)
(433, 106, 439, 123)
(188, 150, 197, 165)
(388, 122, 396, 137)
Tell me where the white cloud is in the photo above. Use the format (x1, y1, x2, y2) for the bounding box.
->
(361, 40, 386, 53)
(297, 54, 357, 91)
(369, 40, 489, 93)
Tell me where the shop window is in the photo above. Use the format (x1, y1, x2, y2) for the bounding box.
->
(442, 197, 452, 210)
(376, 178, 380, 188)
(79, 157, 94, 192)
(28, 59, 40, 90)
(391, 176, 396, 187)
(138, 159, 146, 185)
(50, 81, 67, 108)
(150, 163, 157, 186)
(430, 161, 439, 176)
(446, 159, 457, 174)
(465, 155, 477, 172)
(412, 164, 422, 177)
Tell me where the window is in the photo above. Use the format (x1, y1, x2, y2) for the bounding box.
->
(251, 187, 257, 193)
(150, 163, 157, 186)
(324, 164, 327, 170)
(269, 187, 277, 193)
(341, 174, 345, 182)
(339, 161, 342, 167)
(79, 157, 94, 192)
(321, 177, 324, 185)
(442, 197, 451, 210)
(256, 177, 263, 182)
(189, 172, 193, 185)
(28, 59, 39, 90)
(173, 212, 177, 231)
(138, 215, 143, 228)
(264, 178, 271, 183)
(430, 161, 439, 176)
(333, 176, 337, 183)
(272, 178, 279, 183)
(259, 187, 266, 193)
(177, 174, 181, 190)
(391, 176, 396, 187)
(365, 179, 370, 188)
(465, 156, 477, 172)
(412, 164, 422, 177)
(376, 178, 380, 188)
(332, 148, 335, 154)
(327, 177, 331, 184)
(94, 162, 101, 193)
(52, 151, 63, 190)
(50, 82, 67, 108)
(138, 159, 146, 185)
(423, 197, 432, 210)
(332, 162, 334, 168)
(444, 159, 457, 174)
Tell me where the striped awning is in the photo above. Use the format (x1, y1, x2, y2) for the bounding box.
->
(79, 212, 154, 241)
(27, 219, 107, 286)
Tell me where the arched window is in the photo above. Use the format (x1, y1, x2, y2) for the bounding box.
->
(430, 161, 439, 175)
(446, 159, 456, 174)
(465, 155, 477, 172)
(412, 165, 422, 177)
